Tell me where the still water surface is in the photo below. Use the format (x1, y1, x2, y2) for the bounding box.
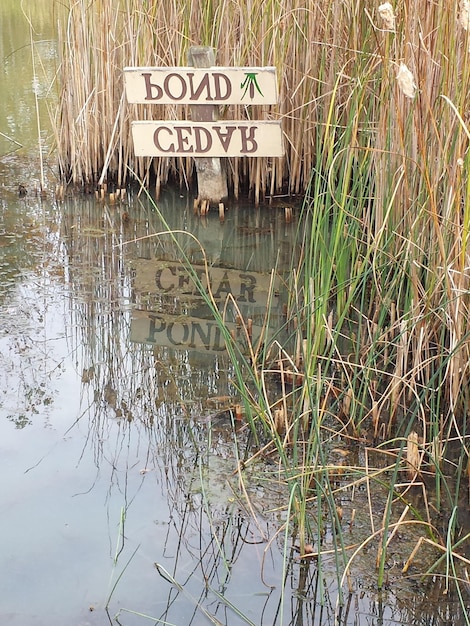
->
(0, 3, 468, 625)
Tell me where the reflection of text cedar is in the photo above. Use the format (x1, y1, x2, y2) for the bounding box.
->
(130, 260, 280, 308)
(155, 264, 257, 302)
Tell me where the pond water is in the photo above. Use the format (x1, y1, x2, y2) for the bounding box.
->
(1, 3, 469, 626)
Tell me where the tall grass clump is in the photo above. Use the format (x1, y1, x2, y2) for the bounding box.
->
(261, 0, 470, 607)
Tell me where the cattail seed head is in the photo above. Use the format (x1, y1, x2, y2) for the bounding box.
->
(396, 63, 416, 99)
(378, 3, 396, 31)
(460, 0, 470, 31)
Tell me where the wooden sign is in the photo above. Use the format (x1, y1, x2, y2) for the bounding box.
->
(124, 56, 284, 191)
(124, 67, 278, 105)
(131, 120, 283, 157)
(130, 259, 280, 307)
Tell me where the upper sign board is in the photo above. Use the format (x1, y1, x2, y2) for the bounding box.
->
(124, 67, 278, 105)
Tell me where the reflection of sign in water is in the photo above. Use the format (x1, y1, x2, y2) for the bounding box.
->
(124, 67, 278, 105)
(130, 260, 282, 353)
(131, 260, 279, 307)
(130, 310, 261, 353)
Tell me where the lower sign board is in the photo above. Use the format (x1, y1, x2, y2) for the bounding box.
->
(130, 310, 262, 353)
(130, 259, 280, 307)
(131, 120, 284, 157)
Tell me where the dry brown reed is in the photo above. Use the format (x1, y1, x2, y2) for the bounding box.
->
(50, 0, 362, 196)
(54, 1, 470, 208)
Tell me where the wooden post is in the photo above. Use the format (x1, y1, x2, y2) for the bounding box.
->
(187, 46, 228, 205)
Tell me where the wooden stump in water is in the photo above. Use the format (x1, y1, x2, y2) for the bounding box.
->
(187, 46, 228, 206)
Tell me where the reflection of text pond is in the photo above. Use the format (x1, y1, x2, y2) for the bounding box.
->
(130, 311, 261, 352)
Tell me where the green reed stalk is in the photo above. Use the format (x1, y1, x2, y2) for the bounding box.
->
(105, 506, 140, 608)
